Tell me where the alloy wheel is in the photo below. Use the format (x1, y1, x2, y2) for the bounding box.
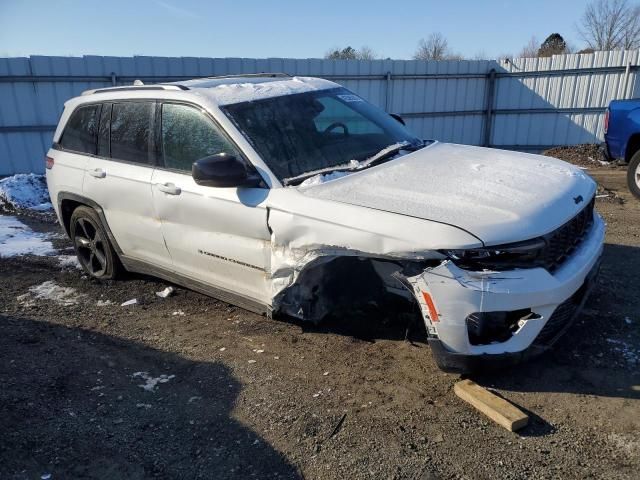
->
(73, 217, 108, 277)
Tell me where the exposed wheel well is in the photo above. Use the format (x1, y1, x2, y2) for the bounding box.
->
(275, 255, 426, 325)
(626, 133, 640, 163)
(60, 199, 86, 236)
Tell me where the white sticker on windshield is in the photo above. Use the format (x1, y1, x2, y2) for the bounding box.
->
(337, 94, 363, 102)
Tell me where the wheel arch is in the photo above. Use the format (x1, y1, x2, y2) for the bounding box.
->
(57, 192, 123, 254)
(273, 254, 434, 325)
(625, 133, 640, 163)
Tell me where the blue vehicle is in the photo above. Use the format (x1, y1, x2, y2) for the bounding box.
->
(603, 99, 640, 199)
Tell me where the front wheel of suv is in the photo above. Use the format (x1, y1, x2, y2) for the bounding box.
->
(69, 206, 121, 280)
(628, 150, 640, 200)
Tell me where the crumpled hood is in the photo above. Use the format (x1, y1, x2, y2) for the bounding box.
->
(298, 142, 597, 245)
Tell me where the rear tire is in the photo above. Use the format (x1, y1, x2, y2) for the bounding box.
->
(69, 206, 121, 280)
(628, 150, 640, 200)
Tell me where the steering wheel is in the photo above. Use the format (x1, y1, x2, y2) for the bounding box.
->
(323, 122, 349, 136)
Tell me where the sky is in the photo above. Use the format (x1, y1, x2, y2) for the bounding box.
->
(0, 0, 593, 60)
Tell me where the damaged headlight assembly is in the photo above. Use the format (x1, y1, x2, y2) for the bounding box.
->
(442, 237, 547, 271)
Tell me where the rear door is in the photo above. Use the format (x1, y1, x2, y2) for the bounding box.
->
(151, 102, 271, 304)
(83, 100, 172, 268)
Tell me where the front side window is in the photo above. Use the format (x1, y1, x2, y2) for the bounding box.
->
(222, 87, 421, 183)
(110, 102, 154, 164)
(60, 105, 100, 154)
(161, 103, 240, 172)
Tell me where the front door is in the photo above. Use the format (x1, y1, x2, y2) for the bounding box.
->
(151, 102, 271, 305)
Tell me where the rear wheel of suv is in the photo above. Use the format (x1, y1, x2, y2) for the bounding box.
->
(628, 150, 640, 200)
(70, 206, 120, 280)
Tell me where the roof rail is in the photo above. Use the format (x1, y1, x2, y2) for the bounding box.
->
(201, 72, 291, 80)
(81, 73, 290, 96)
(81, 84, 189, 96)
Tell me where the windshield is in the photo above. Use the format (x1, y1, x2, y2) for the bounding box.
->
(222, 88, 422, 183)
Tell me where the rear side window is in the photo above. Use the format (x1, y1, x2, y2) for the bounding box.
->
(60, 105, 100, 154)
(110, 102, 154, 164)
(161, 103, 239, 172)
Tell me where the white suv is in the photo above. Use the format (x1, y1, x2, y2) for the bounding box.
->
(46, 74, 605, 372)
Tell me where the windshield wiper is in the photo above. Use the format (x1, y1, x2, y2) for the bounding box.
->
(283, 141, 424, 186)
(283, 159, 361, 186)
(356, 140, 424, 169)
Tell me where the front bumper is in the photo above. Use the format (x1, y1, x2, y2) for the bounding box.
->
(428, 259, 601, 373)
(406, 213, 605, 373)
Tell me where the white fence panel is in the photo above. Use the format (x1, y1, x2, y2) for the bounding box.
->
(0, 51, 638, 175)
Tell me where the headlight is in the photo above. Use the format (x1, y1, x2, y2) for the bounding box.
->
(443, 237, 547, 271)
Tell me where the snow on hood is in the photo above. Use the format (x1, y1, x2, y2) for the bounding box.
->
(298, 170, 351, 187)
(299, 142, 597, 245)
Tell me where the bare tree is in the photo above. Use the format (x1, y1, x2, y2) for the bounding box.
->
(577, 0, 640, 50)
(519, 36, 540, 58)
(356, 46, 378, 60)
(446, 53, 465, 61)
(325, 45, 379, 60)
(413, 33, 452, 60)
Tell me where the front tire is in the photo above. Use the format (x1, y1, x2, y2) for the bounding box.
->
(628, 150, 640, 200)
(69, 206, 120, 280)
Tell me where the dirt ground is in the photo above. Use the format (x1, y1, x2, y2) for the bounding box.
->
(1, 167, 639, 479)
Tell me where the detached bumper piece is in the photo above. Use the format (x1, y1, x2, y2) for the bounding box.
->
(429, 261, 601, 374)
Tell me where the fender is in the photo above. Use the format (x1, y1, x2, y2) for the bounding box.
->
(624, 108, 640, 159)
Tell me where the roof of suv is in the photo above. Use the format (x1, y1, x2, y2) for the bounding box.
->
(81, 74, 339, 107)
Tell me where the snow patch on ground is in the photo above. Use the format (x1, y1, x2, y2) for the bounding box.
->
(0, 216, 55, 257)
(0, 174, 51, 211)
(132, 372, 176, 391)
(58, 254, 82, 269)
(18, 280, 84, 306)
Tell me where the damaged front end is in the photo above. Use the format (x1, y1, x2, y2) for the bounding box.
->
(265, 196, 482, 327)
(272, 249, 435, 324)
(264, 191, 605, 373)
(393, 229, 603, 373)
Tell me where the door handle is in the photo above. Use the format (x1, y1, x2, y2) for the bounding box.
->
(88, 168, 106, 178)
(157, 182, 181, 195)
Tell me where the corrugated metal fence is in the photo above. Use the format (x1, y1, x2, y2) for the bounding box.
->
(1, 51, 638, 175)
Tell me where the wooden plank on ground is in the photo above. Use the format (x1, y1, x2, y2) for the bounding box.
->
(454, 379, 528, 432)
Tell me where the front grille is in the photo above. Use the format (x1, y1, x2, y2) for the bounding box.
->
(462, 197, 595, 273)
(539, 197, 595, 272)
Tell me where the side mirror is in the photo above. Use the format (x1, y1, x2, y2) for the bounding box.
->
(389, 113, 406, 126)
(192, 153, 262, 188)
